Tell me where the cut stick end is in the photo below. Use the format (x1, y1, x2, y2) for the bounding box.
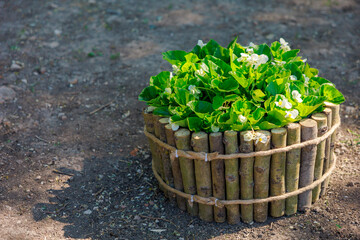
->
(209, 132, 222, 138)
(311, 113, 327, 121)
(159, 118, 169, 124)
(299, 118, 317, 128)
(286, 122, 300, 130)
(192, 131, 208, 140)
(271, 127, 287, 134)
(224, 130, 238, 137)
(175, 128, 190, 138)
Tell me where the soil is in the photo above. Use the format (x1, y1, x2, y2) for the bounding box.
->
(0, 0, 359, 239)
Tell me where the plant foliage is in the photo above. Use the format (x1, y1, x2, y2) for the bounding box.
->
(139, 38, 345, 132)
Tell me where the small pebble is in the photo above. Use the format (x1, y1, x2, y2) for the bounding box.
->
(84, 209, 92, 215)
(10, 61, 24, 71)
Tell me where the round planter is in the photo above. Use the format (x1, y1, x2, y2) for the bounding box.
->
(142, 103, 340, 224)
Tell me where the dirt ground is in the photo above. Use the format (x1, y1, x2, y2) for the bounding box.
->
(0, 0, 359, 239)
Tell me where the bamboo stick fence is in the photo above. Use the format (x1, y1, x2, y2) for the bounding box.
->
(143, 105, 340, 224)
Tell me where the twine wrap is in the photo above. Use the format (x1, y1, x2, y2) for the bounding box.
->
(144, 122, 340, 161)
(152, 154, 336, 206)
(144, 121, 340, 207)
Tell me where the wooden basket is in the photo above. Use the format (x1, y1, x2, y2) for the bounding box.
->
(142, 103, 340, 224)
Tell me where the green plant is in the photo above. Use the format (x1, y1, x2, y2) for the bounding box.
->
(139, 38, 345, 132)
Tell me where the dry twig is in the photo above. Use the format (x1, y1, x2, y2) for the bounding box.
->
(89, 94, 119, 115)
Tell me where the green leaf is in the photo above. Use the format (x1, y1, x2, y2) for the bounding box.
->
(212, 95, 225, 110)
(174, 88, 195, 106)
(256, 43, 272, 60)
(320, 83, 345, 104)
(150, 71, 170, 90)
(214, 46, 230, 63)
(252, 89, 266, 102)
(249, 107, 266, 124)
(312, 77, 332, 85)
(153, 107, 171, 117)
(201, 39, 221, 56)
(211, 78, 239, 92)
(282, 49, 300, 61)
(267, 109, 286, 126)
(187, 117, 202, 132)
(227, 37, 238, 49)
(258, 121, 279, 130)
(187, 100, 214, 115)
(184, 53, 200, 63)
(138, 86, 158, 102)
(270, 41, 281, 58)
(297, 95, 327, 117)
(229, 70, 249, 88)
(204, 56, 232, 77)
(162, 50, 187, 65)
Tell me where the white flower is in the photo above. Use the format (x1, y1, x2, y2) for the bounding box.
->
(280, 38, 291, 52)
(238, 53, 268, 69)
(172, 65, 179, 74)
(255, 132, 268, 144)
(275, 97, 292, 109)
(249, 42, 256, 48)
(302, 58, 307, 63)
(285, 109, 299, 119)
(197, 40, 206, 48)
(188, 85, 200, 95)
(195, 68, 205, 76)
(272, 59, 286, 66)
(303, 74, 310, 85)
(211, 125, 219, 133)
(237, 53, 249, 62)
(291, 90, 303, 103)
(164, 88, 172, 94)
(246, 48, 254, 54)
(171, 123, 179, 131)
(258, 54, 269, 65)
(244, 131, 256, 142)
(170, 72, 173, 80)
(238, 115, 247, 124)
(290, 75, 297, 81)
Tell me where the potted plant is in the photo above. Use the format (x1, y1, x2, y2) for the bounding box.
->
(139, 38, 344, 224)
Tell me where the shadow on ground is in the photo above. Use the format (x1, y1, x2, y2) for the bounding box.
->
(32, 154, 284, 239)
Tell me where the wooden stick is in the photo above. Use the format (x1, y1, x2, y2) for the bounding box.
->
(209, 132, 226, 223)
(285, 123, 301, 216)
(320, 108, 333, 197)
(324, 103, 340, 194)
(298, 119, 318, 212)
(153, 115, 165, 181)
(239, 131, 254, 224)
(223, 130, 240, 224)
(311, 113, 327, 203)
(254, 130, 271, 222)
(270, 128, 287, 217)
(143, 110, 159, 189)
(174, 129, 198, 216)
(192, 132, 213, 222)
(159, 118, 175, 202)
(165, 124, 187, 211)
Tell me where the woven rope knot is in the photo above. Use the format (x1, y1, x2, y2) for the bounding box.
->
(188, 195, 195, 207)
(209, 197, 224, 208)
